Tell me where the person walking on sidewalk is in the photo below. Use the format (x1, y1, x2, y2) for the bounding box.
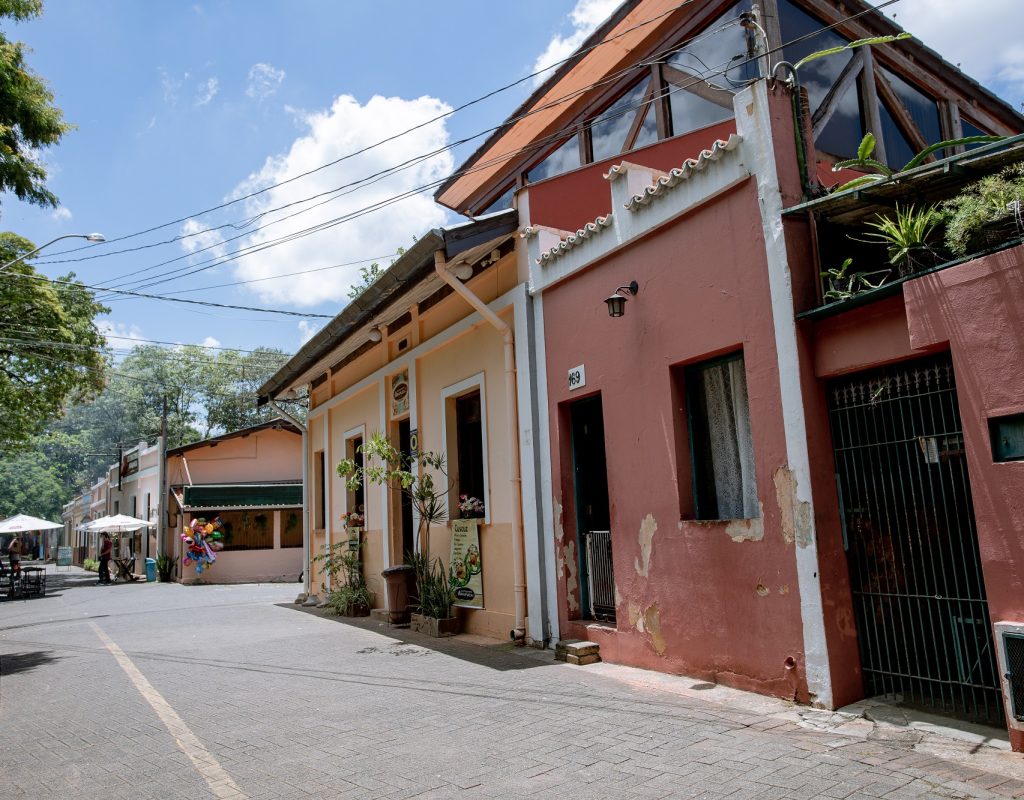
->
(98, 533, 113, 585)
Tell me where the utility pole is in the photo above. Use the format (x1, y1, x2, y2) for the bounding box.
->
(157, 396, 168, 558)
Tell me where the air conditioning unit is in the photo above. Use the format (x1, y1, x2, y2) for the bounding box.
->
(994, 621, 1024, 730)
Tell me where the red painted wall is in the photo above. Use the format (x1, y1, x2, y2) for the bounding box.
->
(527, 120, 738, 234)
(902, 244, 1024, 748)
(542, 178, 814, 700)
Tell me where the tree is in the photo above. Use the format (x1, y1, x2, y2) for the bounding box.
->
(0, 0, 73, 208)
(202, 347, 293, 435)
(0, 233, 108, 450)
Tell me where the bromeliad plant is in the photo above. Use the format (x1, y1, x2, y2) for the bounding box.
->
(859, 203, 945, 276)
(821, 258, 890, 302)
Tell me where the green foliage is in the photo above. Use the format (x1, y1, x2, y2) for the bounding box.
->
(83, 558, 97, 572)
(414, 556, 455, 620)
(0, 233, 108, 451)
(0, 446, 65, 520)
(821, 258, 890, 302)
(859, 204, 944, 275)
(792, 32, 912, 72)
(0, 0, 73, 208)
(346, 262, 383, 300)
(832, 134, 1006, 192)
(315, 539, 374, 614)
(942, 163, 1024, 256)
(326, 583, 374, 616)
(155, 552, 175, 582)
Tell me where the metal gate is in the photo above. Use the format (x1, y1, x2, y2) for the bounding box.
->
(582, 530, 616, 621)
(828, 354, 1002, 724)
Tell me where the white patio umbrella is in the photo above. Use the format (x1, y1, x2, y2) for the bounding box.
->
(86, 514, 153, 532)
(0, 514, 63, 533)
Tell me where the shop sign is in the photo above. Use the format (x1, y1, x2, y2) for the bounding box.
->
(391, 369, 410, 417)
(450, 518, 483, 609)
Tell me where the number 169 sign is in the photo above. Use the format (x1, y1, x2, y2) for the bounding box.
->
(568, 364, 586, 391)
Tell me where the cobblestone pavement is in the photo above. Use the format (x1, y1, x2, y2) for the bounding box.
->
(2, 567, 1023, 799)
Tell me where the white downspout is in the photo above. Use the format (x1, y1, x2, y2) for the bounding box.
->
(271, 400, 310, 599)
(434, 249, 527, 641)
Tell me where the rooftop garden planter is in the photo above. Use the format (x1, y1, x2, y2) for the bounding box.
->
(943, 163, 1024, 256)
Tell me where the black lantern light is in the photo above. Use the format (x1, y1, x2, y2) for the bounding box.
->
(604, 280, 639, 318)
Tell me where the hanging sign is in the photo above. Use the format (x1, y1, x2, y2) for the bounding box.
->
(450, 518, 484, 609)
(391, 369, 409, 417)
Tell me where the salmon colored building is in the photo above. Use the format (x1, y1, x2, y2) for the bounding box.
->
(435, 0, 1024, 746)
(166, 419, 304, 584)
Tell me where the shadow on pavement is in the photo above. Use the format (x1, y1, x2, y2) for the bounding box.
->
(279, 603, 551, 672)
(0, 650, 61, 677)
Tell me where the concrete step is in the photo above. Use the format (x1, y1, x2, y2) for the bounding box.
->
(555, 639, 601, 663)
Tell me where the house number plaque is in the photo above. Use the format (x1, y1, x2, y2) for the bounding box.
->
(568, 364, 586, 391)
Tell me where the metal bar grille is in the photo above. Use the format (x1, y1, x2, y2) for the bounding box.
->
(582, 530, 616, 622)
(828, 354, 1002, 725)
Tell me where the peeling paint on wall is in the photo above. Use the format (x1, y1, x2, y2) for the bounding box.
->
(634, 513, 657, 577)
(643, 604, 667, 655)
(756, 582, 770, 597)
(773, 466, 814, 548)
(553, 499, 564, 542)
(565, 538, 579, 612)
(725, 515, 764, 543)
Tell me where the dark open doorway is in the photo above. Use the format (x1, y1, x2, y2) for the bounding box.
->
(398, 419, 414, 556)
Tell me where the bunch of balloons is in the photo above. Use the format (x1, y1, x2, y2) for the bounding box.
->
(181, 516, 225, 574)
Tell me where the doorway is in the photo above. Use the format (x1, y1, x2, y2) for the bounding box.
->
(397, 419, 414, 556)
(828, 354, 1001, 724)
(570, 394, 614, 621)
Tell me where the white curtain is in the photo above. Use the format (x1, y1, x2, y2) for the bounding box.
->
(701, 359, 758, 519)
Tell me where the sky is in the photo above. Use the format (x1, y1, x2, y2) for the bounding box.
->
(5, 0, 1022, 359)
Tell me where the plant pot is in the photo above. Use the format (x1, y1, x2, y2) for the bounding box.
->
(345, 601, 371, 617)
(410, 612, 460, 637)
(381, 564, 415, 624)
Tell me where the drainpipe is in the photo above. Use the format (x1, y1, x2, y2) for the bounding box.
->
(433, 249, 527, 642)
(271, 399, 310, 598)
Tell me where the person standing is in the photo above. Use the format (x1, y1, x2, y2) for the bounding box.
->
(98, 532, 113, 585)
(7, 534, 22, 575)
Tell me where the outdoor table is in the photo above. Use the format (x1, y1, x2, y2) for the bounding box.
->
(112, 557, 137, 582)
(20, 566, 46, 597)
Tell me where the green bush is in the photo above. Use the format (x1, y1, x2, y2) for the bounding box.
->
(155, 553, 175, 582)
(83, 558, 98, 572)
(327, 584, 374, 616)
(943, 163, 1024, 256)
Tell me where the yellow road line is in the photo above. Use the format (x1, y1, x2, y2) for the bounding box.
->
(90, 622, 248, 799)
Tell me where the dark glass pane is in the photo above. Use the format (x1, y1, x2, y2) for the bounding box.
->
(526, 136, 581, 182)
(779, 0, 853, 113)
(634, 102, 658, 150)
(961, 118, 992, 150)
(876, 98, 916, 170)
(455, 391, 484, 502)
(816, 78, 864, 159)
(668, 0, 756, 85)
(668, 89, 732, 138)
(879, 66, 942, 156)
(591, 80, 650, 161)
(481, 184, 514, 215)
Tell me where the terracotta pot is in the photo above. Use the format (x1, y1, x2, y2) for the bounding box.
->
(381, 564, 415, 624)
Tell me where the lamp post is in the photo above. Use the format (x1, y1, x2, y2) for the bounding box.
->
(0, 232, 105, 275)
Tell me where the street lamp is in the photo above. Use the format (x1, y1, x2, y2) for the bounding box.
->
(0, 232, 106, 275)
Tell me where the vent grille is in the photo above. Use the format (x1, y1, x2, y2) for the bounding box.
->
(1005, 633, 1024, 721)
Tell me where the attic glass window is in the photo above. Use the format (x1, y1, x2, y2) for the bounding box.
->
(668, 89, 733, 138)
(879, 66, 942, 160)
(962, 117, 992, 149)
(877, 100, 916, 170)
(482, 184, 515, 214)
(526, 136, 581, 183)
(591, 80, 657, 161)
(667, 0, 756, 85)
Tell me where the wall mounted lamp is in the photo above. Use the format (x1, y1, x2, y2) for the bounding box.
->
(451, 261, 474, 281)
(604, 280, 639, 318)
(367, 326, 383, 342)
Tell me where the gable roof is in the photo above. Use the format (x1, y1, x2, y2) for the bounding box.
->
(166, 418, 300, 457)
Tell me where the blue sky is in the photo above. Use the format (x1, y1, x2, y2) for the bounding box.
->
(5, 0, 1023, 358)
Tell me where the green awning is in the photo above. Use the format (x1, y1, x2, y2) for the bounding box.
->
(182, 484, 302, 509)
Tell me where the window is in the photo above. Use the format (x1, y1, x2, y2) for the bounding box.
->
(686, 354, 758, 520)
(526, 136, 581, 183)
(281, 509, 303, 548)
(213, 510, 274, 551)
(314, 450, 325, 529)
(345, 431, 365, 525)
(442, 375, 488, 521)
(590, 80, 657, 161)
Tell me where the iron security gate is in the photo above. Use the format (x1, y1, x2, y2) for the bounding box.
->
(582, 530, 616, 621)
(829, 354, 1002, 724)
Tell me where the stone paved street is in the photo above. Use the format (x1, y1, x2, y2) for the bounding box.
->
(2, 568, 1024, 799)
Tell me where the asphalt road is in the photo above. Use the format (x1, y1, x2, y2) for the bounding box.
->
(2, 567, 1023, 799)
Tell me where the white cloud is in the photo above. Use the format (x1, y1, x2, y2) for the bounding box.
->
(246, 63, 285, 101)
(195, 77, 219, 106)
(201, 336, 221, 349)
(532, 0, 620, 86)
(159, 68, 182, 104)
(227, 93, 453, 307)
(868, 0, 1023, 109)
(51, 207, 72, 222)
(178, 218, 228, 262)
(297, 320, 319, 345)
(98, 320, 145, 348)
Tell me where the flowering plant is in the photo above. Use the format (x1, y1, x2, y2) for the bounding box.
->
(458, 495, 485, 518)
(340, 510, 364, 529)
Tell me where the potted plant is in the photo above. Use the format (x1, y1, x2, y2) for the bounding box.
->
(857, 204, 945, 276)
(155, 553, 175, 582)
(821, 257, 890, 302)
(457, 495, 485, 519)
(943, 163, 1024, 256)
(313, 540, 373, 616)
(410, 556, 459, 637)
(337, 431, 461, 635)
